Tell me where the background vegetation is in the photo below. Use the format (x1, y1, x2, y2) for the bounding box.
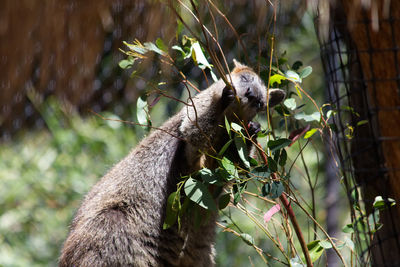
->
(0, 1, 363, 266)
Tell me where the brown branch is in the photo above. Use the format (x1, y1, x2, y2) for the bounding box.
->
(254, 140, 313, 267)
(88, 110, 184, 141)
(279, 193, 313, 267)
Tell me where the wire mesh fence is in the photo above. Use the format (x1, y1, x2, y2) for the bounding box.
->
(317, 1, 400, 266)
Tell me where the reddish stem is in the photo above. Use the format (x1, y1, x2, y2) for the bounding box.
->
(256, 141, 313, 267)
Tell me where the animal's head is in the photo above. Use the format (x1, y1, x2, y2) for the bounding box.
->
(229, 60, 286, 120)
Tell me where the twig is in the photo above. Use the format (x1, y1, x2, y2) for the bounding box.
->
(254, 141, 313, 267)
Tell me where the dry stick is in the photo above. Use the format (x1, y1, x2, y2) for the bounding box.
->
(255, 141, 313, 267)
(207, 0, 250, 64)
(287, 194, 348, 267)
(89, 110, 184, 141)
(174, 0, 233, 90)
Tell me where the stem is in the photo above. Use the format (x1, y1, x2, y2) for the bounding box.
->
(279, 193, 313, 267)
(255, 141, 313, 267)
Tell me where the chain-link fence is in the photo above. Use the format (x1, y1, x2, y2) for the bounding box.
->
(317, 1, 400, 266)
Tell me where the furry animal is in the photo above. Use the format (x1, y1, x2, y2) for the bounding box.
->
(59, 60, 285, 267)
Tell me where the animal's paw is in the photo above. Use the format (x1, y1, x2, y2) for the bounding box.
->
(268, 88, 286, 107)
(221, 85, 236, 110)
(247, 121, 261, 137)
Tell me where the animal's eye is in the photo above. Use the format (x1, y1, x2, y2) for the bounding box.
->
(240, 75, 249, 82)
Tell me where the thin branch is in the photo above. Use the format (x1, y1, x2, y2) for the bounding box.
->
(89, 110, 184, 141)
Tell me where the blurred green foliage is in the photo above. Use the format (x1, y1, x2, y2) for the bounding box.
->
(0, 6, 351, 267)
(0, 100, 137, 266)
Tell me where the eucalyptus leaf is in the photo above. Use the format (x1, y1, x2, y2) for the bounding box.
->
(292, 61, 303, 71)
(224, 116, 231, 137)
(319, 240, 333, 249)
(234, 136, 250, 169)
(192, 42, 212, 69)
(240, 233, 255, 246)
(267, 138, 291, 152)
(294, 112, 321, 122)
(279, 149, 287, 166)
(261, 183, 271, 197)
(184, 177, 217, 211)
(342, 223, 354, 233)
(284, 98, 296, 110)
(285, 70, 302, 83)
(144, 41, 165, 55)
(163, 192, 179, 229)
(221, 157, 238, 178)
(304, 128, 318, 139)
(136, 96, 149, 127)
(155, 38, 168, 52)
(269, 181, 284, 199)
(218, 193, 231, 210)
(299, 66, 312, 79)
(218, 139, 233, 157)
(251, 165, 270, 180)
(269, 74, 286, 86)
(267, 157, 278, 172)
(231, 122, 243, 132)
(306, 240, 324, 263)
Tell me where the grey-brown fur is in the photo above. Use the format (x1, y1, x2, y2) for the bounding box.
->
(59, 61, 285, 267)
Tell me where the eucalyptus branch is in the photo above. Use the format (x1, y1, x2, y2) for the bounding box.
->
(254, 140, 313, 267)
(287, 193, 348, 267)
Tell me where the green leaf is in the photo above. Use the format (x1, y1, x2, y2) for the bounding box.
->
(216, 168, 234, 182)
(155, 38, 168, 52)
(249, 157, 258, 166)
(198, 168, 216, 184)
(279, 149, 287, 166)
(240, 233, 255, 246)
(306, 240, 324, 263)
(269, 74, 287, 86)
(342, 223, 354, 233)
(319, 240, 333, 249)
(251, 165, 270, 180)
(123, 40, 146, 54)
(267, 138, 291, 152)
(357, 120, 369, 127)
(294, 112, 321, 122)
(221, 157, 237, 178)
(290, 256, 306, 267)
(285, 70, 302, 83)
(283, 98, 296, 110)
(218, 139, 233, 157)
(261, 183, 271, 197)
(192, 42, 212, 69)
(234, 136, 250, 169)
(118, 56, 135, 69)
(172, 45, 185, 57)
(218, 193, 230, 210)
(267, 157, 278, 172)
(295, 84, 303, 99)
(163, 192, 179, 229)
(292, 61, 303, 71)
(299, 66, 312, 79)
(304, 128, 318, 139)
(344, 236, 355, 250)
(269, 181, 284, 199)
(136, 96, 150, 128)
(184, 177, 217, 211)
(224, 116, 231, 137)
(232, 182, 247, 205)
(231, 122, 243, 132)
(144, 41, 165, 55)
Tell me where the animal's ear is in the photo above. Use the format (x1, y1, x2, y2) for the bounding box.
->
(233, 59, 246, 69)
(268, 88, 286, 107)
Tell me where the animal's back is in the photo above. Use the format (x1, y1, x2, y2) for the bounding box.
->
(59, 62, 285, 266)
